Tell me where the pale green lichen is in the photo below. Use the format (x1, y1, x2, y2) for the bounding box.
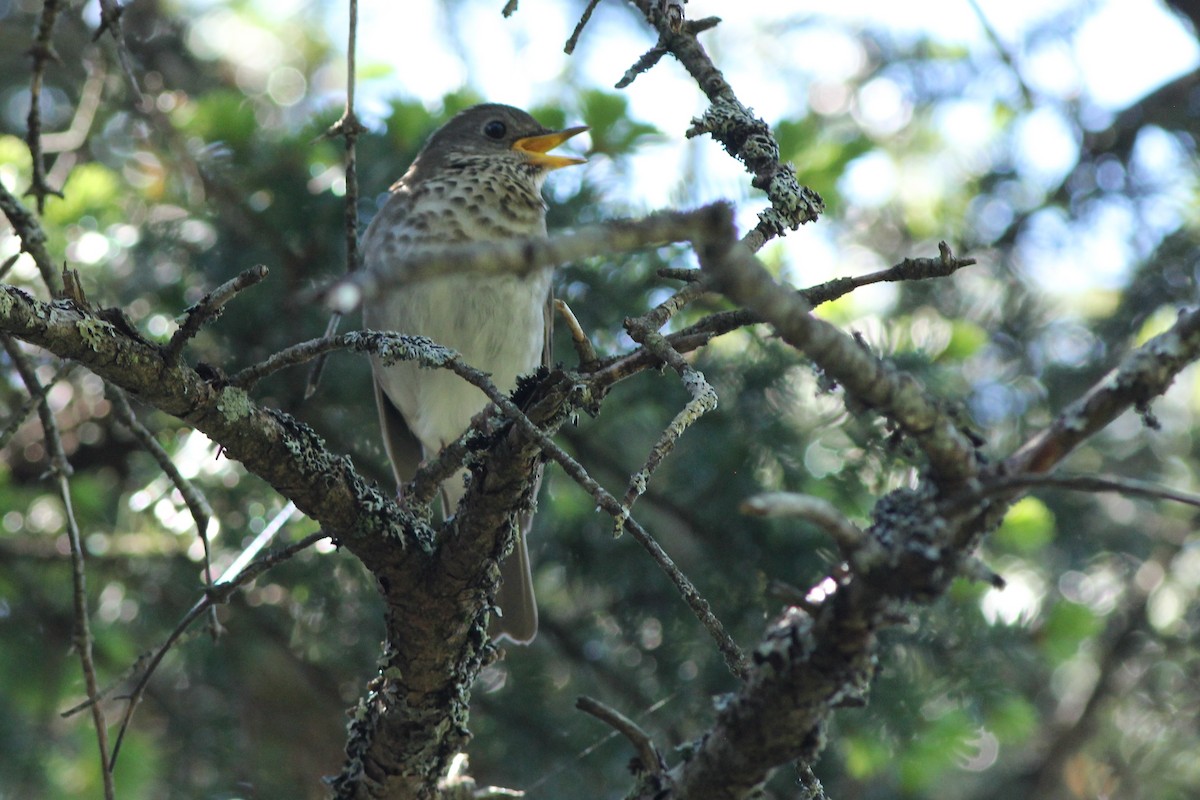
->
(216, 386, 254, 420)
(77, 317, 117, 350)
(0, 289, 14, 316)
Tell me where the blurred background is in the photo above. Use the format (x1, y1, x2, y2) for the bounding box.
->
(2, 0, 1200, 797)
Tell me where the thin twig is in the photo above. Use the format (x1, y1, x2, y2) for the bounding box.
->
(656, 266, 704, 282)
(105, 529, 329, 769)
(697, 209, 983, 487)
(576, 695, 665, 774)
(554, 298, 598, 369)
(306, 0, 367, 399)
(357, 330, 750, 677)
(444, 360, 747, 678)
(615, 44, 668, 89)
(3, 335, 114, 799)
(0, 172, 59, 292)
(107, 384, 221, 632)
(94, 0, 143, 101)
(624, 0, 820, 250)
(0, 360, 73, 449)
(0, 253, 21, 281)
(229, 330, 362, 388)
(965, 0, 1035, 107)
(619, 320, 717, 527)
(592, 243, 977, 387)
(165, 265, 269, 363)
(973, 472, 1200, 512)
(1007, 306, 1200, 478)
(525, 695, 677, 794)
(741, 492, 868, 557)
(25, 0, 64, 214)
(42, 56, 107, 154)
(58, 471, 114, 800)
(613, 280, 719, 524)
(564, 0, 603, 54)
(322, 208, 708, 313)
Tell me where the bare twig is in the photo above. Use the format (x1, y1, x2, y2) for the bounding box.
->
(435, 352, 745, 674)
(577, 695, 666, 775)
(355, 329, 749, 677)
(0, 253, 21, 281)
(623, 0, 818, 250)
(25, 0, 64, 214)
(306, 0, 367, 399)
(593, 243, 977, 388)
(165, 264, 270, 363)
(0, 174, 59, 293)
(966, 0, 1035, 107)
(105, 527, 328, 769)
(229, 329, 354, 389)
(656, 266, 704, 282)
(1, 359, 73, 449)
(42, 56, 107, 154)
(554, 298, 598, 369)
(974, 472, 1200, 512)
(94, 0, 143, 101)
(687, 98, 823, 247)
(4, 335, 114, 799)
(107, 384, 221, 632)
(619, 319, 717, 528)
(615, 44, 668, 89)
(58, 470, 114, 800)
(612, 277, 718, 487)
(1007, 306, 1200, 477)
(322, 209, 708, 312)
(564, 0, 603, 54)
(741, 492, 869, 558)
(695, 207, 983, 487)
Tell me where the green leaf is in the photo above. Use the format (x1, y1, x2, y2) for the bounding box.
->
(1040, 599, 1101, 662)
(994, 497, 1056, 552)
(939, 320, 988, 361)
(898, 708, 975, 791)
(43, 163, 121, 227)
(179, 89, 259, 147)
(987, 696, 1039, 744)
(576, 90, 660, 157)
(842, 734, 892, 779)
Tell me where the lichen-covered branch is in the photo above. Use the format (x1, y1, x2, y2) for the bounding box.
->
(0, 284, 561, 799)
(324, 208, 711, 313)
(694, 205, 983, 487)
(1007, 306, 1200, 475)
(0, 180, 58, 293)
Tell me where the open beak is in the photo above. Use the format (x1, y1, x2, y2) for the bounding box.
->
(512, 125, 589, 170)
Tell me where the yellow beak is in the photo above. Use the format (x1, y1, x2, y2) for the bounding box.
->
(513, 125, 589, 170)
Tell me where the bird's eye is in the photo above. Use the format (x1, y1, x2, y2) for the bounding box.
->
(483, 120, 507, 140)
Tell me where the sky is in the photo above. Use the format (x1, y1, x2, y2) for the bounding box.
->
(346, 0, 1198, 120)
(177, 0, 1200, 297)
(344, 0, 1199, 294)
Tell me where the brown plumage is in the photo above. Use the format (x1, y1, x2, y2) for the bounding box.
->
(361, 104, 587, 642)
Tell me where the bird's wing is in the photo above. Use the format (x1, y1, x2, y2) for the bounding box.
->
(373, 376, 425, 487)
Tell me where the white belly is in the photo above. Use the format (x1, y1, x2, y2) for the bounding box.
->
(364, 269, 551, 455)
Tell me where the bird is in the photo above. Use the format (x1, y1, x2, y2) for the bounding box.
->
(361, 103, 588, 643)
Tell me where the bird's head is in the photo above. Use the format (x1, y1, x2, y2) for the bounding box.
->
(409, 103, 589, 182)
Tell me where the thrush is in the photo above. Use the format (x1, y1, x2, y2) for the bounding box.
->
(361, 103, 588, 643)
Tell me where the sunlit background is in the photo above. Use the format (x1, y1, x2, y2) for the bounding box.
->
(4, 0, 1200, 797)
